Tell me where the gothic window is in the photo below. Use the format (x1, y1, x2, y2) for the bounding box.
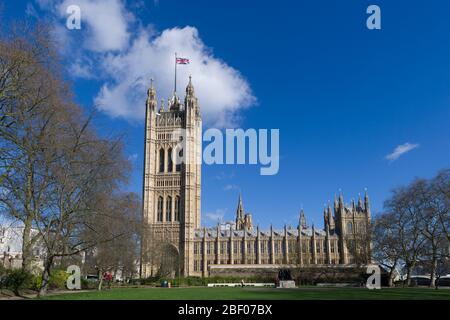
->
(159, 148, 165, 173)
(166, 196, 172, 221)
(347, 222, 353, 233)
(167, 148, 173, 172)
(157, 196, 163, 222)
(194, 260, 199, 271)
(176, 149, 183, 172)
(194, 243, 199, 255)
(174, 196, 180, 221)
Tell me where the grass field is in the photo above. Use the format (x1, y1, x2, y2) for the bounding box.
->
(39, 286, 450, 300)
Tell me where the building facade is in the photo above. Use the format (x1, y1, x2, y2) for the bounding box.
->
(140, 78, 371, 278)
(0, 225, 44, 270)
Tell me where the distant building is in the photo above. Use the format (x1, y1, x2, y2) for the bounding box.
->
(140, 78, 371, 277)
(0, 225, 44, 271)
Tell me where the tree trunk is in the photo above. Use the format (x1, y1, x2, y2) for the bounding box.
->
(429, 257, 438, 288)
(21, 219, 33, 272)
(97, 269, 103, 291)
(406, 264, 414, 287)
(388, 269, 395, 287)
(38, 256, 54, 297)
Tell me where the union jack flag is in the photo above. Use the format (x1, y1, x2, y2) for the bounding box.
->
(176, 57, 190, 64)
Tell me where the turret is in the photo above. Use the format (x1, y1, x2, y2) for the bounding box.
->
(186, 75, 195, 96)
(146, 78, 157, 111)
(364, 189, 371, 219)
(327, 202, 335, 231)
(235, 194, 245, 230)
(184, 75, 199, 112)
(357, 193, 363, 210)
(299, 209, 307, 229)
(244, 213, 253, 231)
(159, 98, 165, 113)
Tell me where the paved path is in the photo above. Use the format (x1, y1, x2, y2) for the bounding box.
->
(0, 290, 90, 300)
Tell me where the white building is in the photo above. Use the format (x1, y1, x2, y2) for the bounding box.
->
(0, 224, 44, 271)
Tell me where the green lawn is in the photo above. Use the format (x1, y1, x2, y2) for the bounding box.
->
(39, 286, 450, 300)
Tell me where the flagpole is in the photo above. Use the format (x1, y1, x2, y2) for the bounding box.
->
(174, 52, 177, 94)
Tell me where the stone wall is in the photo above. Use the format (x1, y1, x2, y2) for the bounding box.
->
(209, 264, 367, 285)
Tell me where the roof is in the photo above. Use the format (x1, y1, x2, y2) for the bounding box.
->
(194, 226, 333, 239)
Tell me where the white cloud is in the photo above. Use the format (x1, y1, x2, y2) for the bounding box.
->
(25, 3, 39, 17)
(95, 26, 255, 126)
(204, 209, 227, 223)
(36, 0, 255, 127)
(58, 0, 131, 52)
(68, 58, 95, 79)
(385, 142, 419, 161)
(214, 171, 235, 180)
(223, 184, 240, 191)
(127, 153, 138, 163)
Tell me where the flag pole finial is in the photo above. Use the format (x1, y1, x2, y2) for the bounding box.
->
(174, 52, 177, 94)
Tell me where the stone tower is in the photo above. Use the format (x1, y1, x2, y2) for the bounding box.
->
(141, 77, 202, 277)
(235, 194, 253, 231)
(333, 191, 371, 264)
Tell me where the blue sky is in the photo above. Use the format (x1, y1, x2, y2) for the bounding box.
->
(3, 0, 450, 229)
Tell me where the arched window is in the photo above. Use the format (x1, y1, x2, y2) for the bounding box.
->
(159, 148, 165, 173)
(166, 196, 172, 222)
(174, 196, 180, 221)
(347, 222, 353, 233)
(157, 196, 163, 222)
(167, 148, 173, 172)
(176, 148, 183, 172)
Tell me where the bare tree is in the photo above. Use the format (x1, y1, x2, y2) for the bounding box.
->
(418, 170, 450, 287)
(0, 23, 135, 296)
(372, 212, 401, 286)
(82, 193, 141, 290)
(383, 180, 428, 286)
(0, 23, 70, 272)
(431, 169, 450, 246)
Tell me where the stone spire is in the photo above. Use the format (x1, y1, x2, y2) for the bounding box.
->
(339, 190, 344, 208)
(299, 209, 307, 229)
(186, 75, 195, 96)
(235, 193, 245, 230)
(358, 193, 363, 209)
(364, 188, 371, 218)
(323, 205, 328, 228)
(147, 78, 156, 99)
(159, 98, 165, 113)
(146, 78, 157, 111)
(327, 201, 334, 230)
(364, 189, 370, 209)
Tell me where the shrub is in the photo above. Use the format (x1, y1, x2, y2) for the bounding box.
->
(80, 278, 98, 290)
(1, 269, 34, 295)
(34, 269, 70, 290)
(0, 265, 8, 289)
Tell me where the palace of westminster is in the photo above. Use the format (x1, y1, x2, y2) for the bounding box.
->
(141, 77, 371, 277)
